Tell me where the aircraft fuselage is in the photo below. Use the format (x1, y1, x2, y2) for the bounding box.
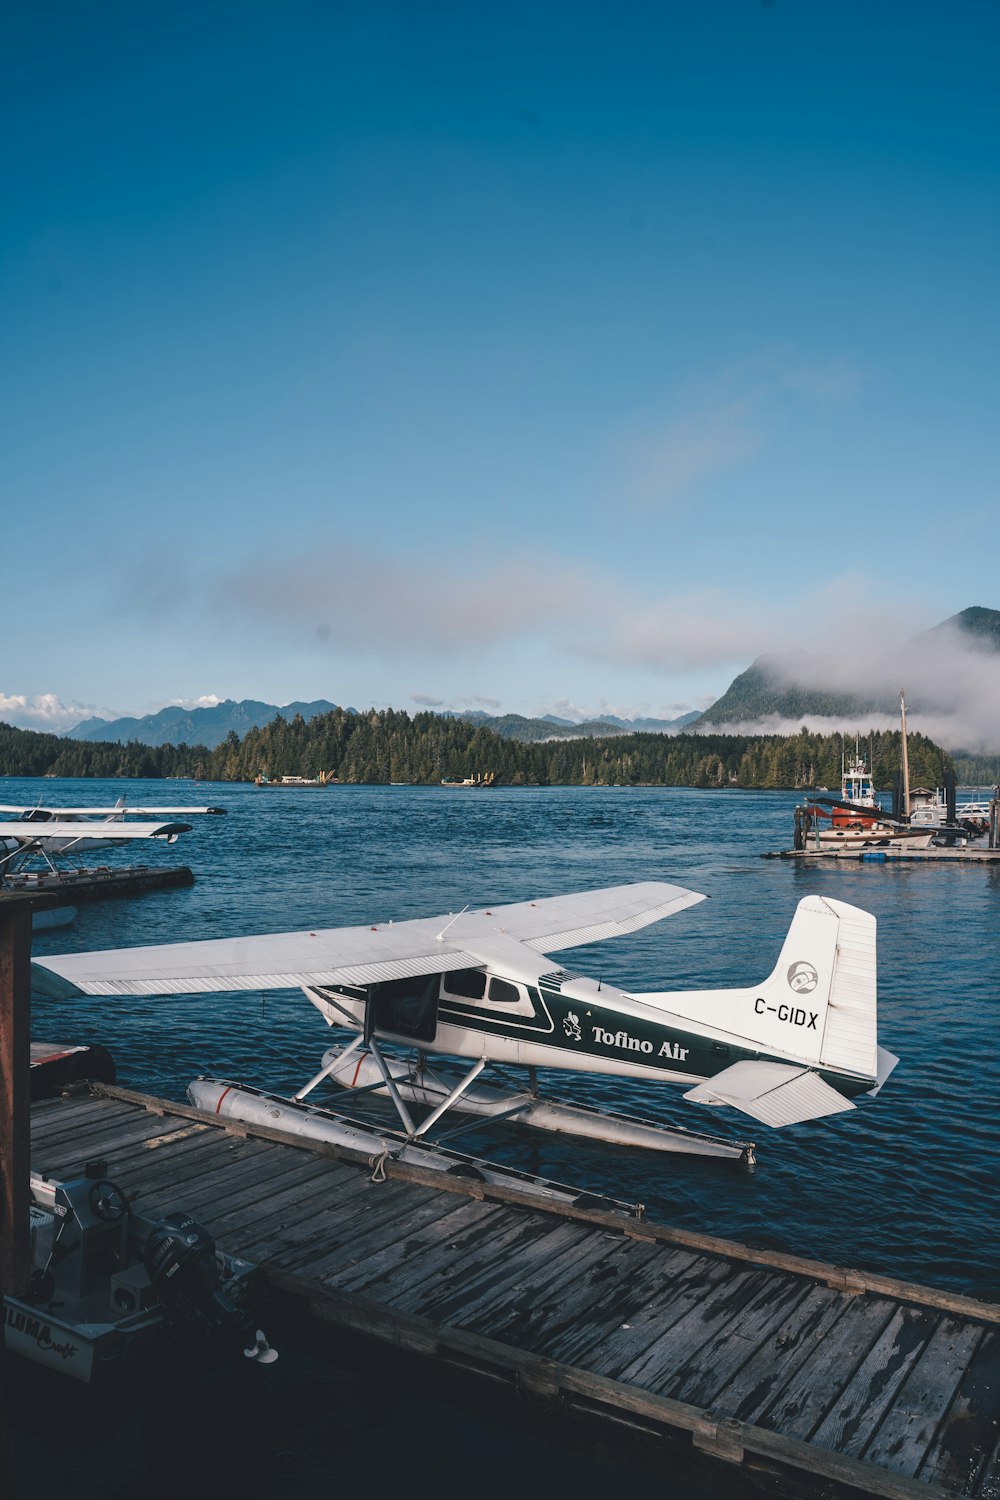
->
(306, 960, 872, 1102)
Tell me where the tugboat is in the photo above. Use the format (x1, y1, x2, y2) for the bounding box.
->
(802, 739, 932, 846)
(798, 694, 970, 850)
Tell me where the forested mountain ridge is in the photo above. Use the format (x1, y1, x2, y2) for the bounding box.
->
(0, 710, 953, 791)
(698, 606, 1000, 726)
(920, 606, 1000, 651)
(695, 657, 892, 725)
(67, 699, 703, 749)
(66, 697, 338, 748)
(455, 711, 698, 741)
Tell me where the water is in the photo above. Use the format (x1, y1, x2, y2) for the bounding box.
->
(10, 775, 1000, 1495)
(21, 775, 1000, 1298)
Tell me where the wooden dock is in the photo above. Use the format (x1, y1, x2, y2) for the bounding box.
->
(764, 846, 1000, 863)
(3, 864, 195, 903)
(28, 1084, 1000, 1500)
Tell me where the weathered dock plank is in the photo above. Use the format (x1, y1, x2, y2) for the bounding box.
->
(759, 1294, 900, 1438)
(27, 1084, 998, 1500)
(863, 1318, 988, 1478)
(811, 1304, 942, 1457)
(917, 1329, 1000, 1496)
(708, 1281, 846, 1422)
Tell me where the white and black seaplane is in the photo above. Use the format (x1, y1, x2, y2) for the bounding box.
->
(0, 798, 224, 870)
(1, 800, 226, 927)
(0, 798, 226, 870)
(30, 882, 897, 1175)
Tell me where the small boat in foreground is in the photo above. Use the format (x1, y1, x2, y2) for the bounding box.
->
(4, 1162, 275, 1381)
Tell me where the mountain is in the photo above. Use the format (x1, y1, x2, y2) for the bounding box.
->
(592, 710, 703, 732)
(65, 698, 338, 749)
(921, 605, 1000, 651)
(456, 710, 701, 741)
(697, 607, 1000, 728)
(696, 656, 891, 726)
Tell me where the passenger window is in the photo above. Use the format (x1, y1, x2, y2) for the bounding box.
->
(488, 977, 522, 1005)
(444, 968, 487, 1000)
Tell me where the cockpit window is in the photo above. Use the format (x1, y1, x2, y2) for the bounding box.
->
(444, 968, 487, 1000)
(487, 977, 522, 1005)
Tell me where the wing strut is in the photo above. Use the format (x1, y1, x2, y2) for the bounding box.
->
(296, 991, 422, 1134)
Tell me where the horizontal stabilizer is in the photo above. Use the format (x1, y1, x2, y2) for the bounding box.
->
(684, 1061, 855, 1128)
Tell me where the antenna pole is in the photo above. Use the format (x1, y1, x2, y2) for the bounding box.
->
(899, 690, 910, 819)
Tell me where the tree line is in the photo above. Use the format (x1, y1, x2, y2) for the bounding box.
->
(0, 712, 954, 791)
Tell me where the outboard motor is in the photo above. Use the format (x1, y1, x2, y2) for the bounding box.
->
(143, 1212, 277, 1364)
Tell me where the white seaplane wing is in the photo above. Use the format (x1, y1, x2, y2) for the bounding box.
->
(107, 806, 226, 816)
(0, 819, 192, 844)
(457, 880, 706, 953)
(30, 881, 703, 999)
(0, 804, 223, 818)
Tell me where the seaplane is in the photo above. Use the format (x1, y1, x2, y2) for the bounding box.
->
(0, 799, 225, 873)
(30, 882, 898, 1170)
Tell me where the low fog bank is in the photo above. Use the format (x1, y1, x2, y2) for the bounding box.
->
(705, 625, 1000, 753)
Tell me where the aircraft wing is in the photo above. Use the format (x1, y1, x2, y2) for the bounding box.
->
(0, 820, 192, 843)
(30, 881, 703, 999)
(0, 805, 224, 817)
(459, 881, 706, 953)
(109, 806, 226, 816)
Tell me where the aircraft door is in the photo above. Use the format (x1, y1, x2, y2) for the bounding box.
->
(371, 975, 439, 1043)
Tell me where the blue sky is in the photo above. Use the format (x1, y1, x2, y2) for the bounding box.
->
(3, 1, 998, 733)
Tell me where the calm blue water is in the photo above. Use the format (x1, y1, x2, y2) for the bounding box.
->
(20, 776, 1000, 1299)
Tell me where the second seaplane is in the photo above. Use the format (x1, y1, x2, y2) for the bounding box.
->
(30, 882, 897, 1169)
(0, 799, 225, 873)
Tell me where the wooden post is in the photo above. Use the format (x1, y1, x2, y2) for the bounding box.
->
(0, 892, 48, 1489)
(0, 898, 35, 1299)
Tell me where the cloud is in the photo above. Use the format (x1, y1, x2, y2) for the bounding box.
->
(777, 356, 864, 401)
(613, 350, 864, 510)
(620, 399, 761, 508)
(0, 692, 109, 734)
(411, 691, 503, 713)
(706, 621, 1000, 753)
(166, 694, 222, 710)
(590, 587, 787, 672)
(214, 546, 595, 654)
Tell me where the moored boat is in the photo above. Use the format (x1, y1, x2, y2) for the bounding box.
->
(4, 1162, 274, 1381)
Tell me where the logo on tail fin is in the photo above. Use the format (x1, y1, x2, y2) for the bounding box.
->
(787, 961, 818, 994)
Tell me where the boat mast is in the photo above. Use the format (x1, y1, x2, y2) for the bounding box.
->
(899, 690, 910, 819)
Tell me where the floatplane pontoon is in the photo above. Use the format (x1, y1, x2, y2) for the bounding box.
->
(31, 882, 897, 1170)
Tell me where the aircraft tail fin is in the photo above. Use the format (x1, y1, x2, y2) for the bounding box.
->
(680, 895, 890, 1128)
(726, 894, 879, 1076)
